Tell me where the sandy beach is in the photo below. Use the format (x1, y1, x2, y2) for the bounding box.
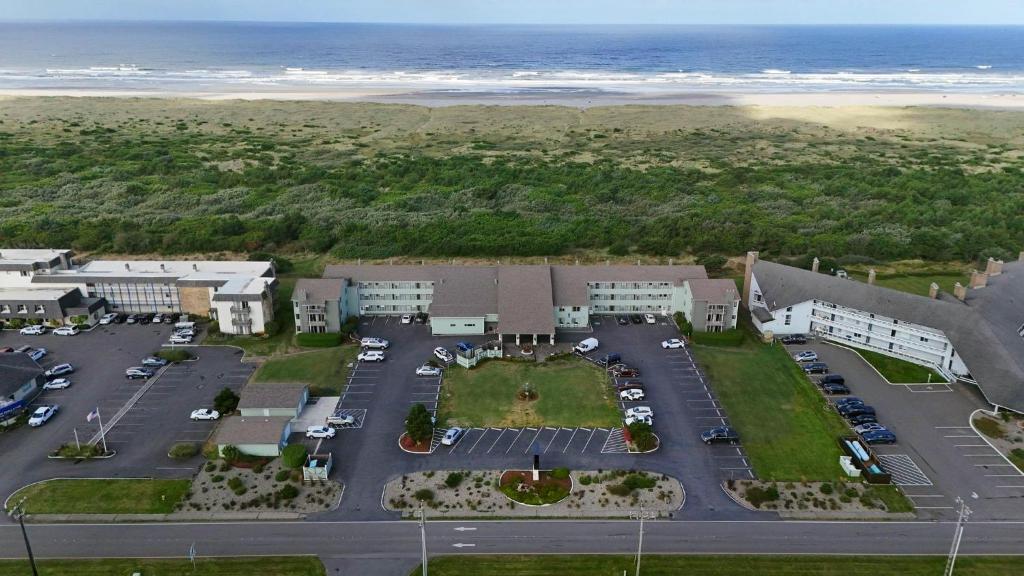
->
(1, 87, 1023, 109)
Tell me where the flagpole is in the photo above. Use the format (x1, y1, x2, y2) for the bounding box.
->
(96, 409, 108, 454)
(73, 428, 80, 451)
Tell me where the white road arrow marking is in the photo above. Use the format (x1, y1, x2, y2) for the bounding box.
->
(454, 527, 477, 532)
(452, 543, 476, 548)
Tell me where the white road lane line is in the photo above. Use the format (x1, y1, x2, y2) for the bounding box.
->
(467, 429, 489, 454)
(581, 428, 598, 453)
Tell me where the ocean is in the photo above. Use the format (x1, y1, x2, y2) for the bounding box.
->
(0, 22, 1022, 94)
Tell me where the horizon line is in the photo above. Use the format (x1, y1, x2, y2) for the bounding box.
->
(1, 19, 1023, 27)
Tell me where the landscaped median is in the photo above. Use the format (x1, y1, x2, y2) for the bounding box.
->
(0, 556, 325, 576)
(413, 555, 1024, 576)
(853, 348, 947, 384)
(384, 469, 683, 518)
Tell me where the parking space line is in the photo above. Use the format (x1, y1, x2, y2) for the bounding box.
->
(505, 428, 527, 454)
(523, 427, 544, 454)
(580, 428, 598, 453)
(485, 429, 509, 453)
(467, 429, 489, 454)
(561, 428, 580, 453)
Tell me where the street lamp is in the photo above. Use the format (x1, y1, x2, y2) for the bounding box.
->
(7, 499, 39, 576)
(418, 506, 428, 576)
(629, 504, 656, 576)
(943, 496, 972, 576)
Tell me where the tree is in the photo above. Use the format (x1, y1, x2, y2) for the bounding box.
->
(281, 444, 308, 469)
(627, 421, 657, 452)
(405, 403, 434, 445)
(213, 387, 240, 414)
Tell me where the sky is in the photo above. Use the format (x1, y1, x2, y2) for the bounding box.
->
(1, 0, 1023, 25)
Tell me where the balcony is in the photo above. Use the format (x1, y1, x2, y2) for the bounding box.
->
(231, 317, 252, 327)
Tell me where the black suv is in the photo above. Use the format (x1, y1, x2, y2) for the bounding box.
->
(821, 382, 850, 395)
(629, 314, 643, 324)
(819, 374, 845, 385)
(802, 362, 829, 374)
(781, 334, 808, 345)
(701, 426, 739, 445)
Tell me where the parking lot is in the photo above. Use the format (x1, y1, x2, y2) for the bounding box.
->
(0, 322, 250, 501)
(783, 340, 1024, 520)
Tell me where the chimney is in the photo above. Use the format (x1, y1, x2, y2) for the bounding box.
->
(953, 282, 967, 301)
(124, 263, 130, 271)
(811, 257, 820, 273)
(742, 251, 759, 306)
(928, 282, 939, 299)
(867, 269, 876, 285)
(969, 270, 988, 289)
(192, 263, 198, 271)
(985, 257, 1003, 276)
(160, 263, 166, 272)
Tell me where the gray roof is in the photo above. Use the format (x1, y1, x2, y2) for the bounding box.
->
(497, 266, 555, 335)
(214, 416, 291, 445)
(551, 265, 708, 306)
(427, 267, 499, 318)
(293, 278, 345, 304)
(752, 259, 1024, 412)
(237, 382, 308, 410)
(0, 354, 43, 397)
(687, 278, 740, 304)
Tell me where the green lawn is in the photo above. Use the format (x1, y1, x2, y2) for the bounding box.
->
(0, 557, 324, 576)
(438, 359, 620, 428)
(692, 337, 850, 481)
(10, 479, 190, 514)
(856, 349, 947, 384)
(415, 555, 1024, 576)
(252, 345, 357, 396)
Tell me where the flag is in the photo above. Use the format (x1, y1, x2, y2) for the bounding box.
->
(86, 407, 99, 422)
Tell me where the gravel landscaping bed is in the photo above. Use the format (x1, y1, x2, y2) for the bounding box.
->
(383, 469, 684, 518)
(180, 459, 342, 515)
(724, 479, 914, 518)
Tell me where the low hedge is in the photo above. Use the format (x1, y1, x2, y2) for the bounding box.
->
(156, 349, 194, 363)
(692, 329, 745, 347)
(168, 442, 199, 460)
(296, 332, 343, 347)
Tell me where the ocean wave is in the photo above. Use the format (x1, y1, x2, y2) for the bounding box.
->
(761, 69, 792, 75)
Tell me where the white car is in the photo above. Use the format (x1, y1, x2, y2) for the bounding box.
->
(174, 329, 196, 338)
(99, 313, 118, 325)
(19, 325, 45, 335)
(644, 313, 657, 324)
(28, 348, 47, 361)
(53, 326, 80, 336)
(326, 414, 356, 427)
(625, 406, 654, 419)
(793, 350, 818, 363)
(401, 314, 413, 324)
(623, 414, 652, 427)
(43, 378, 72, 390)
(619, 388, 645, 401)
(433, 347, 454, 363)
(358, 350, 385, 362)
(441, 427, 465, 446)
(152, 313, 164, 323)
(169, 335, 192, 345)
(190, 408, 220, 421)
(415, 364, 442, 377)
(306, 425, 337, 439)
(28, 405, 58, 427)
(661, 338, 685, 349)
(360, 337, 390, 350)
(44, 363, 74, 377)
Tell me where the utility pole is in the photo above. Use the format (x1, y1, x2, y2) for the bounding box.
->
(419, 506, 428, 576)
(629, 504, 655, 576)
(944, 496, 972, 576)
(7, 499, 39, 576)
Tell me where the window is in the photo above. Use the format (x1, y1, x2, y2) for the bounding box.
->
(920, 336, 929, 343)
(0, 304, 8, 313)
(786, 306, 793, 312)
(20, 270, 29, 277)
(17, 304, 27, 313)
(34, 305, 45, 314)
(572, 306, 581, 312)
(784, 315, 792, 326)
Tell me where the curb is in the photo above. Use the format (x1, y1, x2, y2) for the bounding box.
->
(397, 433, 432, 455)
(47, 450, 117, 460)
(970, 408, 1024, 477)
(497, 469, 574, 508)
(720, 482, 763, 513)
(21, 511, 306, 523)
(627, 433, 661, 454)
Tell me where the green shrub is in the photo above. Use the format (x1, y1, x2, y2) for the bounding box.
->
(220, 445, 241, 463)
(672, 311, 692, 338)
(626, 422, 657, 452)
(296, 332, 343, 347)
(282, 444, 308, 469)
(211, 475, 225, 483)
(622, 473, 657, 491)
(745, 486, 780, 508)
(227, 477, 246, 495)
(444, 472, 464, 488)
(606, 483, 632, 497)
(278, 484, 299, 499)
(413, 488, 434, 502)
(262, 320, 281, 337)
(156, 349, 194, 363)
(213, 388, 240, 415)
(275, 470, 291, 482)
(579, 475, 592, 486)
(168, 442, 199, 460)
(820, 483, 834, 495)
(550, 467, 570, 480)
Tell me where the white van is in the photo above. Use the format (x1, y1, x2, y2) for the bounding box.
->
(174, 321, 196, 331)
(574, 337, 599, 354)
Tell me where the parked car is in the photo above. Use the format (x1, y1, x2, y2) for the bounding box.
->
(629, 314, 644, 324)
(616, 381, 645, 392)
(152, 313, 164, 324)
(802, 362, 829, 374)
(623, 414, 652, 426)
(780, 334, 807, 345)
(834, 397, 865, 408)
(114, 313, 128, 324)
(190, 408, 220, 421)
(573, 337, 599, 354)
(360, 337, 390, 350)
(99, 313, 118, 325)
(43, 378, 72, 390)
(644, 313, 656, 324)
(861, 429, 897, 445)
(854, 423, 888, 434)
(306, 425, 337, 439)
(358, 350, 385, 362)
(819, 374, 846, 386)
(327, 414, 356, 428)
(616, 316, 630, 326)
(401, 314, 413, 324)
(456, 341, 474, 353)
(838, 404, 876, 418)
(610, 366, 640, 378)
(126, 314, 138, 325)
(53, 326, 80, 336)
(125, 367, 154, 380)
(174, 329, 196, 338)
(625, 406, 654, 419)
(28, 348, 47, 362)
(415, 364, 442, 377)
(847, 413, 879, 426)
(433, 347, 454, 363)
(19, 325, 45, 335)
(793, 350, 818, 362)
(619, 388, 645, 401)
(661, 338, 686, 349)
(701, 426, 740, 445)
(138, 314, 152, 325)
(44, 363, 74, 378)
(821, 382, 850, 395)
(141, 356, 168, 368)
(0, 347, 13, 353)
(441, 427, 465, 446)
(600, 353, 622, 366)
(28, 405, 58, 427)
(169, 335, 192, 345)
